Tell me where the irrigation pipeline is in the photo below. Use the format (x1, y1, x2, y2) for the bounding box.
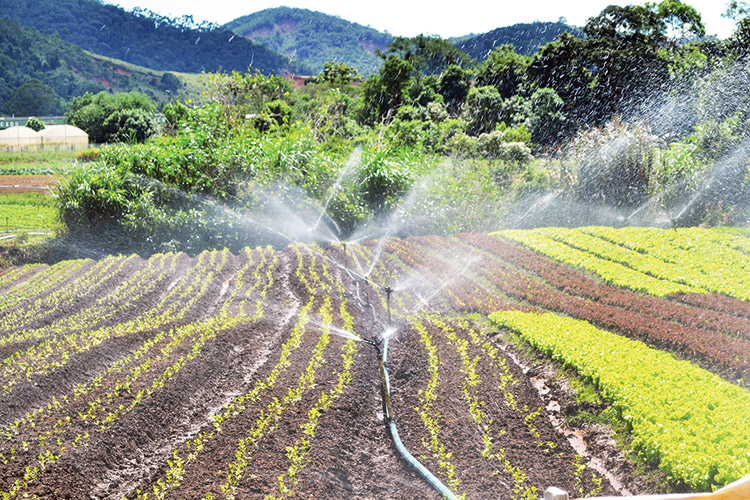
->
(362, 335, 459, 500)
(328, 243, 460, 499)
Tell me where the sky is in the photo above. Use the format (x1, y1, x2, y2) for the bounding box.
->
(101, 0, 739, 39)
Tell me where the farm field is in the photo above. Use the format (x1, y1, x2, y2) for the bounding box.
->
(0, 227, 748, 499)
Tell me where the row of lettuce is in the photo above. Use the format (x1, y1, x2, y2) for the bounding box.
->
(488, 226, 750, 491)
(490, 310, 750, 491)
(497, 226, 750, 300)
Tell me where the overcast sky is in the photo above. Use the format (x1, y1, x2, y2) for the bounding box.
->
(101, 0, 738, 39)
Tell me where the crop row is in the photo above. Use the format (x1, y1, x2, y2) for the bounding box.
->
(0, 265, 43, 294)
(580, 227, 750, 300)
(496, 229, 699, 297)
(387, 310, 605, 499)
(366, 234, 750, 382)
(460, 233, 750, 340)
(133, 244, 359, 499)
(0, 254, 139, 337)
(217, 244, 362, 500)
(400, 234, 750, 380)
(0, 248, 274, 498)
(0, 249, 230, 393)
(425, 314, 586, 499)
(0, 259, 89, 313)
(0, 253, 176, 351)
(490, 310, 750, 491)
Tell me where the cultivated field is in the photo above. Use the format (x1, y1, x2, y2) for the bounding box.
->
(0, 227, 748, 499)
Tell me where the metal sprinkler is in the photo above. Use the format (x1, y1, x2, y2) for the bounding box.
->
(383, 286, 393, 327)
(341, 240, 348, 269)
(362, 336, 393, 422)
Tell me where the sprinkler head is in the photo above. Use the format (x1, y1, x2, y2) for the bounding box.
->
(362, 336, 382, 356)
(383, 285, 394, 297)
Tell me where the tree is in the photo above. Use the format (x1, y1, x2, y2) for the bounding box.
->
(160, 72, 181, 92)
(475, 45, 530, 98)
(527, 87, 568, 145)
(439, 64, 471, 115)
(360, 56, 414, 123)
(102, 108, 157, 143)
(527, 33, 594, 123)
(383, 35, 472, 76)
(575, 1, 704, 122)
(312, 62, 362, 85)
(726, 17, 750, 59)
(25, 117, 45, 132)
(464, 85, 504, 136)
(6, 79, 61, 116)
(67, 91, 156, 143)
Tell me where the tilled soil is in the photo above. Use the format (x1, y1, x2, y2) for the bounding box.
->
(0, 175, 57, 193)
(0, 236, 740, 499)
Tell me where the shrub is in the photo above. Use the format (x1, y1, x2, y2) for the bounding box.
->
(75, 148, 100, 162)
(24, 117, 45, 132)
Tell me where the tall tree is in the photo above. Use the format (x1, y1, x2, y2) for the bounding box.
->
(475, 44, 530, 99)
(6, 79, 61, 116)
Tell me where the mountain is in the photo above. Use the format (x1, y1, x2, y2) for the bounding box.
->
(0, 17, 201, 115)
(0, 0, 311, 75)
(225, 7, 392, 76)
(0, 19, 181, 114)
(454, 21, 583, 59)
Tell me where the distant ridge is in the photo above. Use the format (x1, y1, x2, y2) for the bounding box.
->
(225, 7, 392, 76)
(455, 21, 582, 59)
(0, 17, 197, 114)
(0, 0, 311, 75)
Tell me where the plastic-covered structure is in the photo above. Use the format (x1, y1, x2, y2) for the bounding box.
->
(39, 125, 88, 149)
(0, 126, 42, 148)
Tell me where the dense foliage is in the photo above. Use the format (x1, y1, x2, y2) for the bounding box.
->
(52, 0, 750, 254)
(66, 91, 157, 144)
(225, 7, 391, 76)
(0, 0, 310, 75)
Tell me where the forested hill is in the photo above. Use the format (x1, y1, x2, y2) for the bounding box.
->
(225, 7, 392, 76)
(455, 20, 583, 59)
(0, 17, 192, 115)
(0, 0, 311, 75)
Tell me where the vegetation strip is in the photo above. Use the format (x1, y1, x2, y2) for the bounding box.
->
(490, 310, 750, 491)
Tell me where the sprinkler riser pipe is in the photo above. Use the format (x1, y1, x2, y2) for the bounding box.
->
(383, 286, 394, 327)
(378, 358, 393, 422)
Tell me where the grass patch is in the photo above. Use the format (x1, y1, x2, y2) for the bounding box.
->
(0, 193, 60, 230)
(0, 149, 77, 174)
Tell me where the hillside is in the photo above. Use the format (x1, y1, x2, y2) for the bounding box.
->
(0, 18, 202, 114)
(0, 0, 311, 75)
(225, 7, 392, 76)
(455, 20, 582, 59)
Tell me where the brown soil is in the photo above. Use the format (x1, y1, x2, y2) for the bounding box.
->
(0, 237, 737, 499)
(0, 175, 58, 193)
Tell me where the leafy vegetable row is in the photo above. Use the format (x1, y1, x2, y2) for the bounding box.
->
(490, 310, 750, 491)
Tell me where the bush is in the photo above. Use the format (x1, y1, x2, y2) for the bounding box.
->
(24, 117, 45, 132)
(102, 108, 157, 143)
(67, 91, 157, 143)
(356, 145, 415, 214)
(562, 119, 661, 209)
(478, 138, 533, 164)
(75, 148, 100, 162)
